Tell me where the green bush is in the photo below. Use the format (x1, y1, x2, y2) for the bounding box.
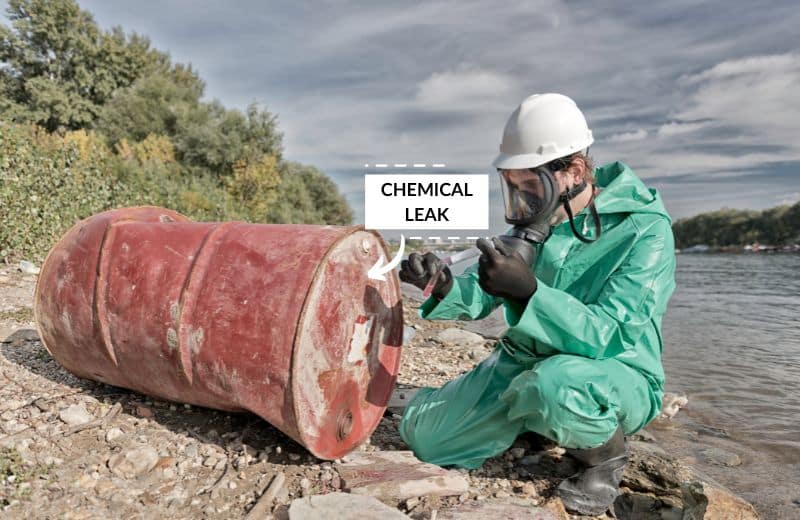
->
(1, 123, 353, 263)
(0, 124, 217, 261)
(1, 123, 119, 261)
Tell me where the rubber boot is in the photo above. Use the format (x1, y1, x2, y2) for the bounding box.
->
(557, 426, 628, 516)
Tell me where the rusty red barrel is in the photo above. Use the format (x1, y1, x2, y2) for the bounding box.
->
(34, 206, 403, 459)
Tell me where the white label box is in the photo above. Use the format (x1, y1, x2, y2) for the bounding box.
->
(365, 174, 489, 230)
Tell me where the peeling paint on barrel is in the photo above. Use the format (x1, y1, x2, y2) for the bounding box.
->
(34, 207, 403, 459)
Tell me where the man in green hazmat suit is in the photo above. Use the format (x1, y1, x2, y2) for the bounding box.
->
(398, 93, 676, 516)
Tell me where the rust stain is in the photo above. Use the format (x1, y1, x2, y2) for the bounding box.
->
(166, 328, 178, 351)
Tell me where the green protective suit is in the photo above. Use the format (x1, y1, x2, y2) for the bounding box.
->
(399, 162, 676, 469)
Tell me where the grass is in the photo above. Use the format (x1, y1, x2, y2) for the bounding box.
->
(0, 447, 49, 507)
(0, 308, 34, 323)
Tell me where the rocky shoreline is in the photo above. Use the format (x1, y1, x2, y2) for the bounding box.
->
(1, 267, 758, 518)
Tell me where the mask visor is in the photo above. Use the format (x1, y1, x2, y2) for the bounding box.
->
(498, 167, 559, 226)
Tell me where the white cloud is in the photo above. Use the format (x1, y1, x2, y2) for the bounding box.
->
(614, 51, 800, 178)
(606, 129, 648, 142)
(416, 68, 518, 108)
(675, 53, 800, 142)
(656, 121, 708, 136)
(682, 53, 799, 84)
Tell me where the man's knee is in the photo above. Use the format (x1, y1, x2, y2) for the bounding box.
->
(525, 354, 602, 405)
(504, 354, 619, 448)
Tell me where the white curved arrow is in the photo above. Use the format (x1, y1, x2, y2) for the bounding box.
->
(368, 234, 405, 281)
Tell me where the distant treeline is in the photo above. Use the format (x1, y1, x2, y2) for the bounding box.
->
(672, 201, 800, 249)
(0, 0, 352, 262)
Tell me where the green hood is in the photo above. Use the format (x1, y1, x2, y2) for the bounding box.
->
(594, 162, 670, 222)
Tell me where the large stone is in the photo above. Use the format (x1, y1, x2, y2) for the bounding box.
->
(18, 261, 40, 275)
(614, 492, 683, 520)
(618, 442, 759, 520)
(105, 428, 124, 443)
(436, 328, 486, 347)
(58, 404, 93, 426)
(629, 440, 667, 457)
(387, 388, 421, 410)
(288, 492, 409, 520)
(681, 481, 759, 519)
(402, 325, 417, 344)
(438, 499, 561, 519)
(659, 393, 689, 419)
(701, 447, 742, 467)
(108, 446, 160, 478)
(335, 451, 469, 501)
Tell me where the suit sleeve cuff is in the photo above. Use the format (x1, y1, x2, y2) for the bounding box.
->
(419, 277, 465, 319)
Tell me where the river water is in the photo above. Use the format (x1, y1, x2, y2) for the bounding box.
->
(407, 252, 800, 517)
(658, 253, 800, 518)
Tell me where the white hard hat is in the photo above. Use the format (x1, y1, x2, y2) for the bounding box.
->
(492, 93, 594, 170)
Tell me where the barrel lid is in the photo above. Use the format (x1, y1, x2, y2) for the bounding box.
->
(292, 229, 403, 459)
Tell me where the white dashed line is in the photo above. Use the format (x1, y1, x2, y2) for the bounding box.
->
(413, 163, 426, 168)
(409, 236, 423, 240)
(432, 163, 446, 168)
(394, 163, 407, 168)
(375, 163, 388, 168)
(466, 236, 479, 240)
(447, 236, 460, 240)
(428, 236, 441, 240)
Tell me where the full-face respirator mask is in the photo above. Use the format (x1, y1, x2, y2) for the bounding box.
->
(495, 158, 601, 267)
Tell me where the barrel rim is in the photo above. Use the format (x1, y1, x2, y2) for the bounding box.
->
(289, 225, 402, 459)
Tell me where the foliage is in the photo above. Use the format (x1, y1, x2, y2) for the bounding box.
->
(0, 0, 168, 130)
(96, 70, 204, 145)
(225, 154, 281, 220)
(97, 71, 281, 178)
(1, 123, 118, 261)
(132, 133, 176, 163)
(672, 202, 800, 249)
(0, 124, 220, 261)
(170, 101, 282, 176)
(62, 129, 110, 161)
(0, 0, 352, 263)
(267, 161, 354, 225)
(1, 123, 352, 262)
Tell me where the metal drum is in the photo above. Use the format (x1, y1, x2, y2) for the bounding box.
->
(34, 207, 403, 459)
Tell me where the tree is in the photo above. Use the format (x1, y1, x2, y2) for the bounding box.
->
(172, 100, 282, 177)
(267, 162, 353, 225)
(97, 69, 205, 145)
(672, 201, 800, 248)
(1, 0, 352, 242)
(0, 0, 165, 130)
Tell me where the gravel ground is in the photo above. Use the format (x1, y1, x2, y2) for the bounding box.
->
(0, 267, 651, 519)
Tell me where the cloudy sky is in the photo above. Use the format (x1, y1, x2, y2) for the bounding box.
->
(4, 0, 799, 234)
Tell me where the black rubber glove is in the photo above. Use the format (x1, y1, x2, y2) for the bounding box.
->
(476, 237, 537, 304)
(399, 252, 453, 300)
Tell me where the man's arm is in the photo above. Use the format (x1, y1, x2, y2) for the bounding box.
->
(419, 262, 503, 321)
(503, 219, 676, 359)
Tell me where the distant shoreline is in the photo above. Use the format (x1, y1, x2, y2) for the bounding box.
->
(677, 244, 800, 254)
